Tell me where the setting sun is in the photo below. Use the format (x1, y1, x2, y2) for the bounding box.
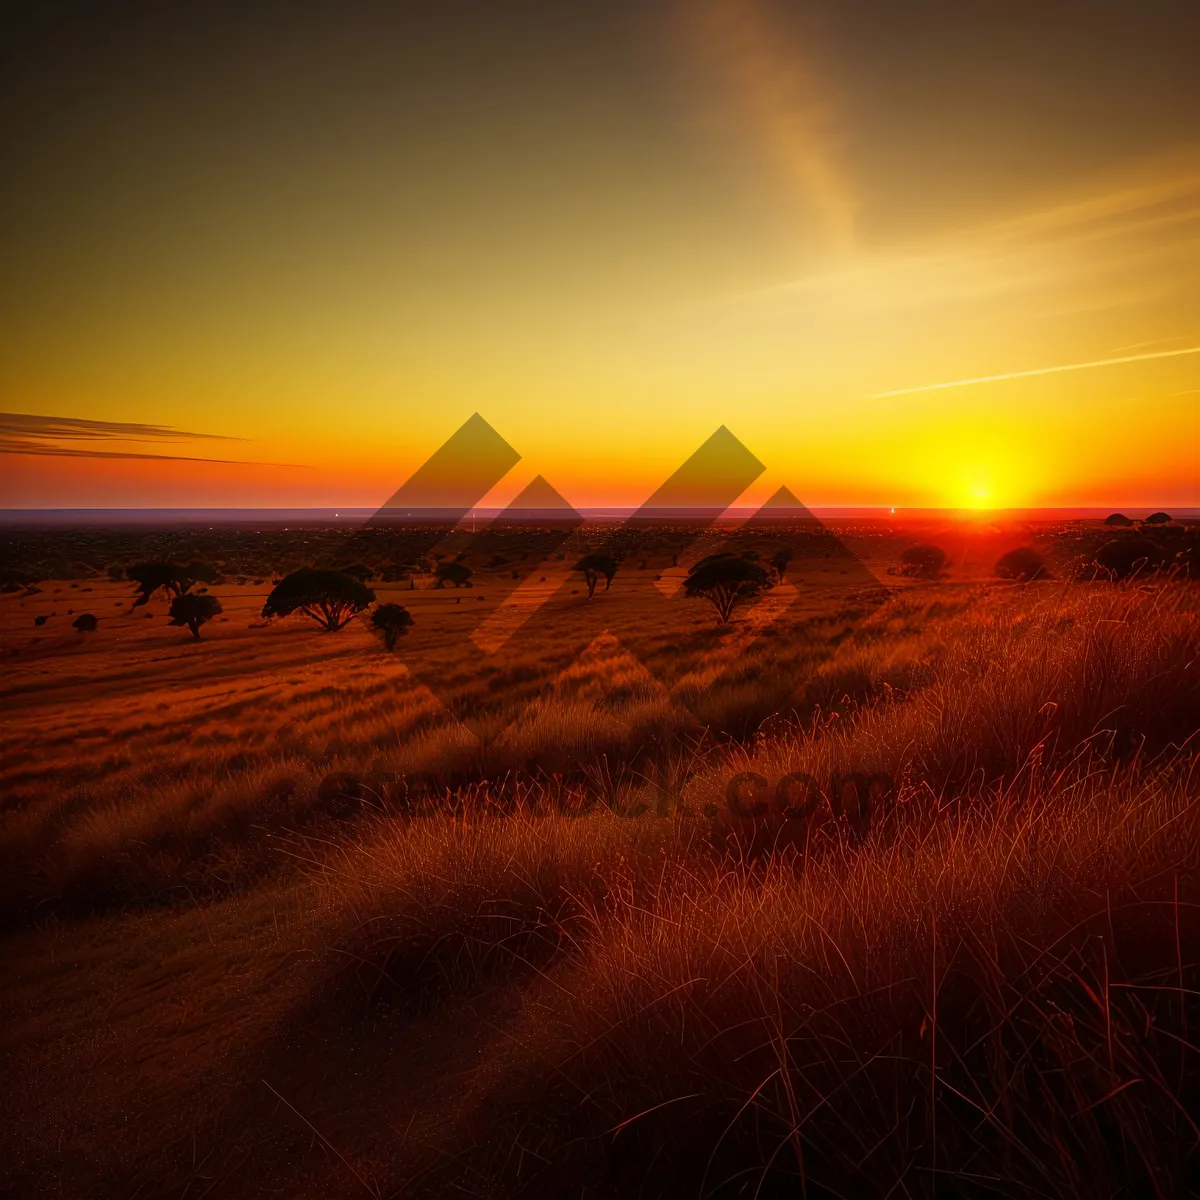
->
(1, 3, 1196, 512)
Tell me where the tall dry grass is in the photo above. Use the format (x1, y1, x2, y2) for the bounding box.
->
(0, 581, 882, 918)
(3, 580, 1194, 922)
(283, 579, 1200, 1195)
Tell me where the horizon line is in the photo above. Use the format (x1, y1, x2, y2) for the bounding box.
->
(1, 504, 1194, 520)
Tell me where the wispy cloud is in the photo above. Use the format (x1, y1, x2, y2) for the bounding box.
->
(0, 413, 243, 444)
(683, 0, 856, 254)
(1111, 335, 1193, 353)
(738, 149, 1200, 313)
(0, 413, 305, 466)
(870, 345, 1200, 399)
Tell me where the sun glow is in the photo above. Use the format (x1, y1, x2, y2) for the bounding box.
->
(1, 5, 1198, 512)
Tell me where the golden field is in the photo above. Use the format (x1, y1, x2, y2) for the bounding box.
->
(1, 517, 1198, 1197)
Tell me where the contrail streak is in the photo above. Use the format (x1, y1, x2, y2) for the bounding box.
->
(871, 345, 1200, 398)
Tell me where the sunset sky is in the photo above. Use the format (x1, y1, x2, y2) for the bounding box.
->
(1, 0, 1197, 511)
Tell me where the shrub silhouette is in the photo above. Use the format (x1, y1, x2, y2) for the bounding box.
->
(168, 593, 223, 640)
(995, 546, 1049, 582)
(1144, 512, 1172, 525)
(573, 553, 618, 598)
(337, 563, 375, 582)
(1104, 513, 1134, 526)
(370, 602, 414, 650)
(683, 553, 772, 624)
(895, 544, 947, 580)
(72, 613, 98, 632)
(262, 568, 375, 631)
(1094, 536, 1165, 580)
(127, 562, 191, 607)
(434, 561, 473, 589)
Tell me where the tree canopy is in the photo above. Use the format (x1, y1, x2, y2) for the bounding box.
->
(370, 602, 414, 650)
(262, 569, 376, 631)
(127, 562, 191, 607)
(126, 561, 218, 607)
(168, 593, 223, 639)
(682, 553, 772, 624)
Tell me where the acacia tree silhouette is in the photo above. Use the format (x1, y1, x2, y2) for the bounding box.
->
(126, 561, 219, 607)
(168, 593, 223, 639)
(262, 569, 375, 631)
(573, 553, 618, 598)
(682, 554, 772, 624)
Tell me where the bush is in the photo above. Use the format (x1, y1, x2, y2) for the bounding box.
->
(434, 561, 473, 588)
(370, 602, 414, 650)
(1094, 535, 1165, 579)
(1104, 512, 1134, 526)
(167, 593, 223, 639)
(895, 544, 947, 580)
(994, 545, 1049, 582)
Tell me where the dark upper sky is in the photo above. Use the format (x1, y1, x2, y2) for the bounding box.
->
(1, 0, 1198, 508)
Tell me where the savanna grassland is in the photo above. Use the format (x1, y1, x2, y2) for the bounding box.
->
(1, 516, 1199, 1198)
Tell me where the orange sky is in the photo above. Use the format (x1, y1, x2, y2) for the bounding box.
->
(1, 1, 1197, 510)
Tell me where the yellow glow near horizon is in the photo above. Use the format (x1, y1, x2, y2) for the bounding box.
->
(0, 3, 1197, 510)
